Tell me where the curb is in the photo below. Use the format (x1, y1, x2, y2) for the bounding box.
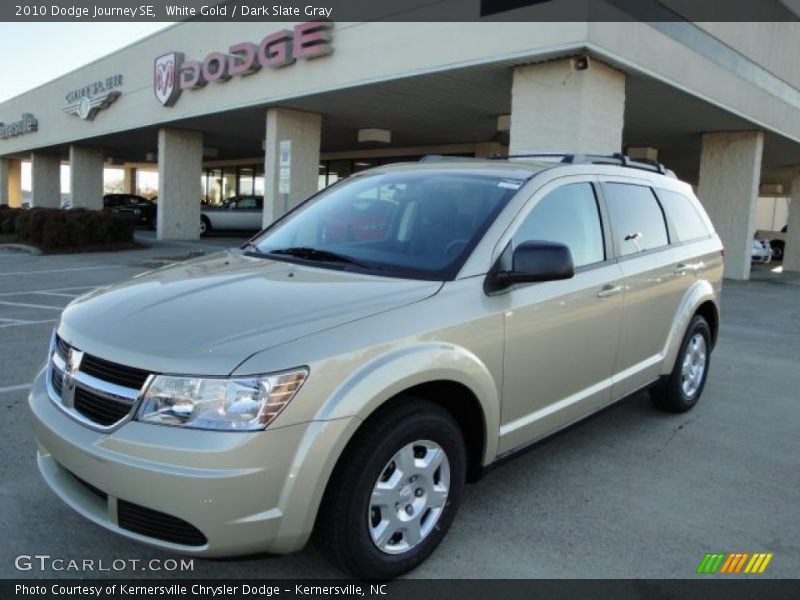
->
(0, 243, 42, 255)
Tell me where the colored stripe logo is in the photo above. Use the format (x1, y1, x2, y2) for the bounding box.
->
(696, 552, 773, 574)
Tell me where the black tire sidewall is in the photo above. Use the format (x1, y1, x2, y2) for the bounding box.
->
(328, 402, 466, 579)
(668, 315, 712, 411)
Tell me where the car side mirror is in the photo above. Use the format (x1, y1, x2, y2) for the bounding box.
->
(488, 241, 574, 291)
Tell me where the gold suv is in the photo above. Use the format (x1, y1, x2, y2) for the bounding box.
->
(29, 154, 723, 579)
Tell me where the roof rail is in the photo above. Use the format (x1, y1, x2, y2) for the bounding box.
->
(490, 152, 676, 178)
(418, 154, 472, 163)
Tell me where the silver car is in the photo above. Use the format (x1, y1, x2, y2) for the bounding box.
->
(201, 195, 264, 235)
(29, 155, 723, 579)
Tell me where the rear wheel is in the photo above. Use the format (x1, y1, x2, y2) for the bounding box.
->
(771, 240, 785, 261)
(315, 399, 466, 579)
(651, 315, 711, 413)
(200, 216, 211, 237)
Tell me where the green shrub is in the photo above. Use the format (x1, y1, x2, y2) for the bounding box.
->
(41, 213, 71, 250)
(2, 207, 134, 251)
(14, 210, 30, 238)
(1, 216, 15, 234)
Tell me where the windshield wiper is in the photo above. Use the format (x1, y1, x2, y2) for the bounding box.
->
(241, 240, 264, 255)
(268, 247, 382, 271)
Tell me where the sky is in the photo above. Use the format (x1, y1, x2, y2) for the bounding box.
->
(0, 23, 172, 102)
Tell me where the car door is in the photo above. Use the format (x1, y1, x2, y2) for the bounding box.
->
(496, 177, 625, 454)
(599, 179, 693, 398)
(228, 196, 261, 230)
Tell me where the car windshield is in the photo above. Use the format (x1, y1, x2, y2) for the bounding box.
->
(251, 170, 525, 280)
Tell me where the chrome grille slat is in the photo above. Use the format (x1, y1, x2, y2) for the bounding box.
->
(80, 353, 150, 389)
(47, 334, 154, 431)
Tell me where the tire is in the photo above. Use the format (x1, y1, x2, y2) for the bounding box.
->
(651, 315, 712, 413)
(315, 399, 467, 580)
(148, 216, 157, 231)
(200, 216, 211, 237)
(771, 241, 784, 261)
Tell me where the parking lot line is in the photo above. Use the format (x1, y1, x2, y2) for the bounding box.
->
(33, 291, 80, 298)
(0, 285, 95, 297)
(0, 300, 64, 310)
(0, 383, 31, 394)
(0, 265, 122, 277)
(0, 319, 56, 328)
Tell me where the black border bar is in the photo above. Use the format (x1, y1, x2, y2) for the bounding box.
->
(2, 0, 799, 22)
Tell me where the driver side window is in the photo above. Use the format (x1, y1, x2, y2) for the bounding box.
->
(513, 182, 605, 268)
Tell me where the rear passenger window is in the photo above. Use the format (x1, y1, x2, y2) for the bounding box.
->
(657, 189, 710, 242)
(603, 184, 669, 256)
(514, 183, 605, 268)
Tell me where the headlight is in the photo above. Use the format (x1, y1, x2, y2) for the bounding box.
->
(136, 368, 308, 431)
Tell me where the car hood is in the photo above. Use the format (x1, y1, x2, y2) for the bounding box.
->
(58, 250, 442, 376)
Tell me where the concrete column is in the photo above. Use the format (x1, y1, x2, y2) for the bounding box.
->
(123, 167, 137, 194)
(0, 158, 10, 205)
(509, 58, 626, 155)
(157, 128, 202, 240)
(474, 142, 506, 158)
(69, 146, 104, 210)
(783, 170, 800, 272)
(7, 159, 21, 207)
(263, 108, 322, 227)
(31, 152, 61, 208)
(697, 131, 764, 281)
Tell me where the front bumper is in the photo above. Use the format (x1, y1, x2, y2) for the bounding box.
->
(29, 368, 358, 557)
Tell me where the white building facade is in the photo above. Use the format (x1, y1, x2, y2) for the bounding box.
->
(1, 14, 800, 279)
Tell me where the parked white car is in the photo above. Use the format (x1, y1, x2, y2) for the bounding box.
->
(756, 226, 787, 261)
(201, 195, 264, 236)
(752, 236, 772, 263)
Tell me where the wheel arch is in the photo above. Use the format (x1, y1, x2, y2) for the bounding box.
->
(661, 280, 720, 375)
(271, 343, 499, 553)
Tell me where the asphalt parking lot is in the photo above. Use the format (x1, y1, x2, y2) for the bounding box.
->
(1, 241, 798, 579)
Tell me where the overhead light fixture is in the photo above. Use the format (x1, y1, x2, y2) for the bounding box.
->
(572, 55, 590, 71)
(760, 184, 784, 195)
(627, 146, 658, 162)
(358, 128, 391, 144)
(496, 115, 510, 132)
(145, 152, 157, 162)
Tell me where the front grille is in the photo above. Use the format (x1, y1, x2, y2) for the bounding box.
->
(51, 369, 63, 396)
(117, 500, 207, 546)
(74, 387, 133, 427)
(55, 335, 70, 359)
(80, 354, 151, 390)
(51, 335, 154, 429)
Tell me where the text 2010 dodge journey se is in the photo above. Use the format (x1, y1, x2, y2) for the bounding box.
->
(30, 155, 723, 579)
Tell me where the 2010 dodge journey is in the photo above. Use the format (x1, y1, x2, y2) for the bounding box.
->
(29, 154, 723, 579)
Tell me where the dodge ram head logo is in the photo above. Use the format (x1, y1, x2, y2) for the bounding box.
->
(61, 348, 84, 408)
(153, 22, 334, 107)
(154, 52, 183, 106)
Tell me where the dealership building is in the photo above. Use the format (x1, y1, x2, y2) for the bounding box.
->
(1, 7, 799, 280)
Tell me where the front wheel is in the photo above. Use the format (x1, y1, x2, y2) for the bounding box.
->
(200, 216, 211, 237)
(651, 315, 712, 413)
(315, 399, 466, 579)
(771, 240, 785, 261)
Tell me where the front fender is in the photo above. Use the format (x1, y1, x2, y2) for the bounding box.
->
(660, 279, 719, 375)
(315, 342, 500, 467)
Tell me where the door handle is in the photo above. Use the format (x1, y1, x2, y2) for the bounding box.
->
(674, 261, 704, 275)
(596, 284, 624, 298)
